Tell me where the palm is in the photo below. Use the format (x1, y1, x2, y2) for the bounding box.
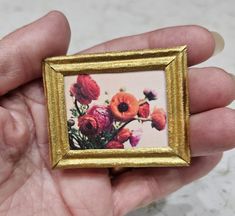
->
(0, 80, 113, 215)
(0, 12, 234, 216)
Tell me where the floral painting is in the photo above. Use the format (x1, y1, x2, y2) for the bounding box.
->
(65, 71, 168, 150)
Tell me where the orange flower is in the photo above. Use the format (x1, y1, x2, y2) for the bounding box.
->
(116, 128, 132, 143)
(151, 107, 166, 131)
(110, 92, 139, 121)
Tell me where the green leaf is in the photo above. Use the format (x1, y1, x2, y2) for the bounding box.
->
(70, 108, 79, 117)
(105, 99, 110, 105)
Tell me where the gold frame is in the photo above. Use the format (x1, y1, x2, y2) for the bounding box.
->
(43, 46, 190, 169)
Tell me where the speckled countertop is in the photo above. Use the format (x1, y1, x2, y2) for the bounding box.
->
(0, 1, 234, 215)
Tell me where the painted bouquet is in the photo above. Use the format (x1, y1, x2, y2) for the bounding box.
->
(68, 74, 166, 150)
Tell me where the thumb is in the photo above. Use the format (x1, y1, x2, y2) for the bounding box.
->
(0, 10, 71, 95)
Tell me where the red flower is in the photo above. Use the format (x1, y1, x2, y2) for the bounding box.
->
(116, 128, 132, 143)
(87, 105, 113, 131)
(110, 92, 139, 121)
(138, 102, 150, 118)
(151, 107, 166, 131)
(78, 114, 99, 136)
(70, 75, 100, 105)
(106, 141, 124, 149)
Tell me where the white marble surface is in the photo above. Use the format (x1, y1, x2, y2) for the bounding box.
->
(0, 1, 234, 215)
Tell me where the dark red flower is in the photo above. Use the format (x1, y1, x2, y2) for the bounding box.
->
(87, 105, 113, 131)
(151, 107, 166, 131)
(78, 114, 99, 136)
(116, 128, 132, 143)
(70, 75, 100, 105)
(138, 102, 150, 118)
(106, 141, 124, 149)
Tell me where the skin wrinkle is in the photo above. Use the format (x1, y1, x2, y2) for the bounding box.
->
(112, 186, 122, 216)
(0, 97, 39, 204)
(0, 110, 13, 181)
(1, 197, 14, 216)
(29, 169, 44, 215)
(17, 47, 36, 89)
(0, 162, 33, 205)
(20, 92, 47, 166)
(3, 184, 30, 216)
(0, 45, 26, 96)
(0, 162, 57, 215)
(19, 81, 50, 166)
(21, 83, 45, 106)
(0, 97, 31, 155)
(51, 174, 74, 216)
(147, 172, 166, 202)
(14, 108, 73, 215)
(33, 169, 71, 216)
(40, 169, 49, 216)
(0, 112, 19, 185)
(2, 97, 31, 159)
(55, 175, 106, 216)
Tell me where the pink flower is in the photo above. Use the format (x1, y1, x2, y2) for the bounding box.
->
(138, 102, 150, 118)
(151, 107, 166, 131)
(129, 128, 143, 147)
(87, 105, 113, 131)
(106, 141, 124, 149)
(116, 128, 132, 143)
(143, 88, 157, 101)
(78, 114, 99, 136)
(70, 75, 100, 105)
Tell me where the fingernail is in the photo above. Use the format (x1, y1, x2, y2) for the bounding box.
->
(211, 31, 225, 56)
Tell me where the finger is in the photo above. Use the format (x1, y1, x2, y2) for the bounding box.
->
(112, 154, 222, 216)
(190, 107, 235, 156)
(82, 25, 215, 66)
(0, 10, 71, 96)
(189, 67, 235, 114)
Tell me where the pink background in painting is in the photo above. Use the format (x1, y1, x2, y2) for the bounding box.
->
(64, 70, 168, 148)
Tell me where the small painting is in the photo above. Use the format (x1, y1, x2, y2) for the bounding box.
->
(43, 47, 190, 168)
(64, 71, 168, 150)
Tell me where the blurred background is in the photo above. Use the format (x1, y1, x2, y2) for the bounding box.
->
(0, 1, 234, 215)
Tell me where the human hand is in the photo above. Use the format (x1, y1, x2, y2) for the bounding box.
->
(0, 11, 234, 216)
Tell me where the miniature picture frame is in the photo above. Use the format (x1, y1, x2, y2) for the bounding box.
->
(43, 46, 190, 169)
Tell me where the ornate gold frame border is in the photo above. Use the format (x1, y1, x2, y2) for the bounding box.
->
(43, 46, 190, 169)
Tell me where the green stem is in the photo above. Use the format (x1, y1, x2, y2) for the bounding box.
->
(72, 132, 87, 149)
(134, 117, 151, 122)
(69, 133, 81, 149)
(107, 116, 151, 145)
(108, 119, 135, 143)
(75, 99, 83, 116)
